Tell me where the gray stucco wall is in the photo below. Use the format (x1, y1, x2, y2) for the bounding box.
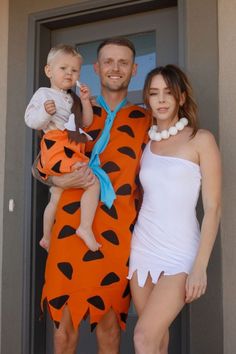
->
(0, 0, 9, 350)
(219, 1, 236, 353)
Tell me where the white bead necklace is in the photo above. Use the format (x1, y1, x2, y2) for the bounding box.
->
(148, 117, 188, 141)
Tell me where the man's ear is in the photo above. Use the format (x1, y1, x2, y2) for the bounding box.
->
(44, 64, 51, 79)
(132, 63, 138, 77)
(93, 62, 99, 76)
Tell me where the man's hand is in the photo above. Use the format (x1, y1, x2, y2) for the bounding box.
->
(52, 165, 96, 189)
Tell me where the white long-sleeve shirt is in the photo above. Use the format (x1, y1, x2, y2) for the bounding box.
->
(25, 87, 73, 132)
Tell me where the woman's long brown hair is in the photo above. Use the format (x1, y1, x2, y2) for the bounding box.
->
(143, 64, 198, 136)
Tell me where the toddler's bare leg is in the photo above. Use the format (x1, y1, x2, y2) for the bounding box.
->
(76, 177, 100, 251)
(40, 186, 63, 251)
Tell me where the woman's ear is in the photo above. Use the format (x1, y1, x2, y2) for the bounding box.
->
(44, 64, 51, 79)
(180, 92, 186, 106)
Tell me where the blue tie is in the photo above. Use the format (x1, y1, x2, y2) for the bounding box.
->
(89, 95, 127, 208)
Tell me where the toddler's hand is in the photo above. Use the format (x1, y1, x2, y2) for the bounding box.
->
(44, 100, 56, 115)
(79, 84, 91, 102)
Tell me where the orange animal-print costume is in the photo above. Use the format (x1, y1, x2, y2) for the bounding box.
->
(37, 130, 89, 180)
(41, 105, 151, 330)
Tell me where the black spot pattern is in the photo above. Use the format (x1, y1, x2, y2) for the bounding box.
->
(83, 250, 104, 262)
(57, 262, 73, 280)
(101, 230, 119, 245)
(120, 312, 128, 323)
(101, 272, 120, 286)
(135, 199, 139, 212)
(49, 295, 69, 309)
(87, 296, 105, 310)
(122, 283, 130, 298)
(54, 321, 60, 329)
(117, 125, 135, 137)
(51, 160, 62, 174)
(126, 258, 130, 267)
(44, 138, 56, 149)
(91, 322, 97, 332)
(62, 201, 81, 214)
(100, 205, 118, 219)
(64, 146, 75, 158)
(129, 223, 135, 233)
(117, 146, 136, 159)
(58, 225, 76, 239)
(116, 184, 132, 196)
(141, 142, 146, 151)
(102, 161, 121, 173)
(87, 129, 101, 141)
(38, 170, 47, 179)
(92, 106, 102, 116)
(129, 110, 146, 118)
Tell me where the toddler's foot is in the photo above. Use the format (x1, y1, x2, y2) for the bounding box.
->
(76, 226, 101, 252)
(39, 237, 50, 252)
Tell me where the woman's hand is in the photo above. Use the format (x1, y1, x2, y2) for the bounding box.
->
(185, 267, 207, 303)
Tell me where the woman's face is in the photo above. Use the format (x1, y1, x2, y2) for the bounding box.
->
(148, 74, 180, 123)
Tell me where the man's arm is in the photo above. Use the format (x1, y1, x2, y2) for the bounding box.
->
(32, 153, 96, 189)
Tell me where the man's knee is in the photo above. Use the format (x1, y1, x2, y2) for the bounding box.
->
(96, 310, 121, 349)
(54, 327, 78, 350)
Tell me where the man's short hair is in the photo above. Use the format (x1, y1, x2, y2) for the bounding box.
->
(97, 37, 136, 60)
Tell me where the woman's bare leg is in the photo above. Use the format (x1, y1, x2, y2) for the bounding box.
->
(40, 186, 62, 251)
(76, 177, 100, 251)
(132, 273, 187, 354)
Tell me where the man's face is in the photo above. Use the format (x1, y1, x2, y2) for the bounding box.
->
(94, 44, 137, 92)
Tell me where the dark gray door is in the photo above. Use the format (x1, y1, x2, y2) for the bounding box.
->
(32, 5, 186, 354)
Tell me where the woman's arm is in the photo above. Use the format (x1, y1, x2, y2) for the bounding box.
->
(185, 130, 221, 303)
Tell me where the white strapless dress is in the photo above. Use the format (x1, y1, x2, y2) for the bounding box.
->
(128, 141, 202, 287)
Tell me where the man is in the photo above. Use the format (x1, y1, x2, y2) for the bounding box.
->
(38, 37, 151, 354)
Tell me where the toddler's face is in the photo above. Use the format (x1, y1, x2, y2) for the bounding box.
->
(46, 53, 81, 91)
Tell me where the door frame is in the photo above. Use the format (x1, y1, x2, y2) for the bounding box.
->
(24, 1, 180, 353)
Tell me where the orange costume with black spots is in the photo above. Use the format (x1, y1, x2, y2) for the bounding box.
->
(41, 105, 151, 330)
(37, 130, 89, 180)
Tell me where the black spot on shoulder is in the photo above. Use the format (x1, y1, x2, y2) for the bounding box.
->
(58, 225, 76, 239)
(49, 295, 69, 309)
(129, 110, 146, 118)
(44, 138, 56, 149)
(57, 262, 73, 280)
(62, 201, 81, 214)
(83, 250, 104, 261)
(101, 272, 120, 286)
(117, 125, 135, 137)
(102, 161, 120, 174)
(100, 205, 118, 219)
(101, 230, 119, 245)
(64, 147, 75, 158)
(92, 106, 102, 117)
(87, 296, 105, 310)
(51, 160, 62, 174)
(117, 147, 136, 159)
(116, 184, 132, 196)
